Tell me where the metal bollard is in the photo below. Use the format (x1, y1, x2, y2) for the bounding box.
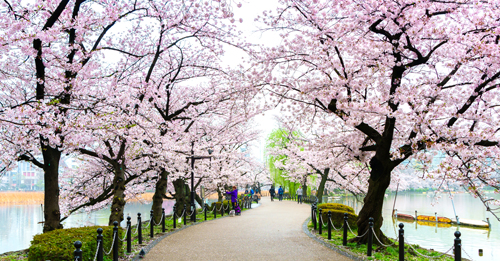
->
(113, 221, 118, 261)
(126, 216, 132, 253)
(221, 202, 224, 216)
(73, 241, 83, 261)
(227, 202, 230, 215)
(150, 210, 154, 238)
(343, 213, 348, 246)
(318, 208, 323, 235)
(162, 208, 165, 232)
(454, 231, 461, 261)
(191, 203, 196, 223)
(96, 228, 103, 261)
(313, 204, 317, 231)
(204, 205, 208, 221)
(137, 213, 142, 244)
(399, 223, 404, 261)
(183, 204, 187, 225)
(173, 206, 177, 229)
(367, 217, 374, 257)
(328, 211, 332, 240)
(214, 204, 217, 219)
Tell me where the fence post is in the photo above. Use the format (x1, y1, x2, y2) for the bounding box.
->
(112, 221, 118, 261)
(73, 241, 83, 261)
(454, 231, 461, 261)
(399, 223, 404, 261)
(96, 228, 103, 261)
(313, 204, 317, 231)
(214, 203, 217, 219)
(183, 204, 187, 225)
(192, 204, 197, 223)
(173, 206, 177, 229)
(367, 217, 374, 257)
(328, 211, 332, 240)
(137, 213, 142, 244)
(221, 202, 224, 216)
(150, 210, 154, 238)
(162, 208, 165, 233)
(126, 216, 131, 253)
(343, 213, 348, 246)
(318, 208, 323, 235)
(204, 205, 208, 221)
(227, 202, 230, 215)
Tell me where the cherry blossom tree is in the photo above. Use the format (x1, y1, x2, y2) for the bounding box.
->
(253, 0, 500, 243)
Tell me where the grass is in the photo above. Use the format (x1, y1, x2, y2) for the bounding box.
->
(308, 222, 455, 261)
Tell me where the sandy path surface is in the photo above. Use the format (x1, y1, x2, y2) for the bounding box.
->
(142, 197, 352, 261)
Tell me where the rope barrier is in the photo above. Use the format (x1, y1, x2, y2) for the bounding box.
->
(329, 217, 343, 231)
(103, 232, 116, 255)
(118, 225, 129, 241)
(462, 247, 475, 261)
(143, 219, 151, 228)
(92, 241, 100, 261)
(371, 227, 396, 247)
(134, 223, 140, 234)
(404, 237, 453, 259)
(345, 221, 369, 238)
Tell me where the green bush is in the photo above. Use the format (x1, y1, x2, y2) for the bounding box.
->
(29, 226, 122, 261)
(211, 199, 243, 213)
(317, 208, 358, 230)
(317, 203, 354, 214)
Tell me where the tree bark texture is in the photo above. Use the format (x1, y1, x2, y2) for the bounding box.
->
(42, 144, 63, 232)
(173, 178, 190, 217)
(152, 170, 168, 224)
(108, 163, 127, 225)
(316, 168, 329, 203)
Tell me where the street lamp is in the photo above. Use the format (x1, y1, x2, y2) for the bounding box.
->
(187, 142, 213, 222)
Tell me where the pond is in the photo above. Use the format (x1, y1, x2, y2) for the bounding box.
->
(327, 191, 500, 261)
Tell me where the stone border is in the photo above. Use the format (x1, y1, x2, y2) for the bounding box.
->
(302, 217, 365, 261)
(131, 202, 261, 261)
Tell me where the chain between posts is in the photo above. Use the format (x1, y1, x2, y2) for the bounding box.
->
(345, 221, 370, 238)
(462, 247, 475, 261)
(103, 232, 116, 255)
(370, 227, 396, 247)
(92, 241, 100, 261)
(404, 237, 453, 259)
(118, 225, 129, 241)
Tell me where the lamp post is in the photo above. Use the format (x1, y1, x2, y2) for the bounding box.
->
(187, 141, 213, 222)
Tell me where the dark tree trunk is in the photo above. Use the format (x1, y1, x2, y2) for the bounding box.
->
(108, 163, 126, 225)
(42, 144, 63, 232)
(352, 157, 392, 244)
(302, 177, 308, 197)
(152, 170, 168, 223)
(173, 178, 190, 217)
(316, 168, 329, 203)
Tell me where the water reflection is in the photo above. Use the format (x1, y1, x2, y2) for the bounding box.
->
(325, 192, 500, 261)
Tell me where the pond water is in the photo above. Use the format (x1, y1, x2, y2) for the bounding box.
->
(327, 191, 500, 261)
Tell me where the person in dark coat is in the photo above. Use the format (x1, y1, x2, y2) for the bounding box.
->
(278, 186, 284, 201)
(225, 186, 240, 215)
(269, 186, 276, 201)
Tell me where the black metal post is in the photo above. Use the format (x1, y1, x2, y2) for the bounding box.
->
(150, 210, 154, 238)
(311, 204, 314, 223)
(137, 213, 142, 244)
(318, 208, 323, 235)
(113, 221, 118, 261)
(96, 228, 103, 261)
(204, 205, 207, 221)
(162, 208, 165, 233)
(190, 142, 196, 223)
(367, 217, 374, 257)
(221, 202, 224, 217)
(214, 204, 217, 219)
(313, 204, 317, 231)
(399, 223, 404, 261)
(126, 216, 131, 253)
(343, 213, 348, 246)
(183, 204, 187, 225)
(328, 211, 332, 240)
(173, 206, 177, 229)
(454, 231, 461, 261)
(227, 202, 230, 215)
(73, 241, 83, 261)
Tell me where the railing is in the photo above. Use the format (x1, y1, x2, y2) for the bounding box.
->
(72, 197, 254, 261)
(310, 204, 470, 261)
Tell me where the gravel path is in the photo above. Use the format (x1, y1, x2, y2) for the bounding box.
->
(142, 197, 353, 261)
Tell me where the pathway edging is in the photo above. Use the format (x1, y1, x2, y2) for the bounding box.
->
(302, 217, 365, 261)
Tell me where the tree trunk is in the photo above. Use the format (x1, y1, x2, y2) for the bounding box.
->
(108, 163, 126, 225)
(152, 170, 168, 224)
(316, 168, 329, 203)
(42, 144, 63, 232)
(217, 187, 223, 202)
(352, 157, 392, 244)
(173, 178, 190, 217)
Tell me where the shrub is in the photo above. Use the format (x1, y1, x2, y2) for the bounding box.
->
(211, 199, 243, 213)
(317, 208, 358, 230)
(317, 203, 354, 214)
(28, 225, 122, 261)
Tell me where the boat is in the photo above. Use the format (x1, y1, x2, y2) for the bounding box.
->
(393, 213, 415, 221)
(417, 215, 452, 223)
(451, 218, 489, 228)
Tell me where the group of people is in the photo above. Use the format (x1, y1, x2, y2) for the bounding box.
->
(268, 185, 303, 203)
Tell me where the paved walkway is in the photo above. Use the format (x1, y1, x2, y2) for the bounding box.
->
(142, 197, 352, 261)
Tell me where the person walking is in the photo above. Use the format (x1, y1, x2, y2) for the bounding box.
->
(296, 186, 303, 204)
(278, 186, 284, 201)
(225, 186, 240, 215)
(269, 186, 276, 201)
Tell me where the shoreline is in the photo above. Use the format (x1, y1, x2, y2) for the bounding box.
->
(0, 192, 156, 205)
